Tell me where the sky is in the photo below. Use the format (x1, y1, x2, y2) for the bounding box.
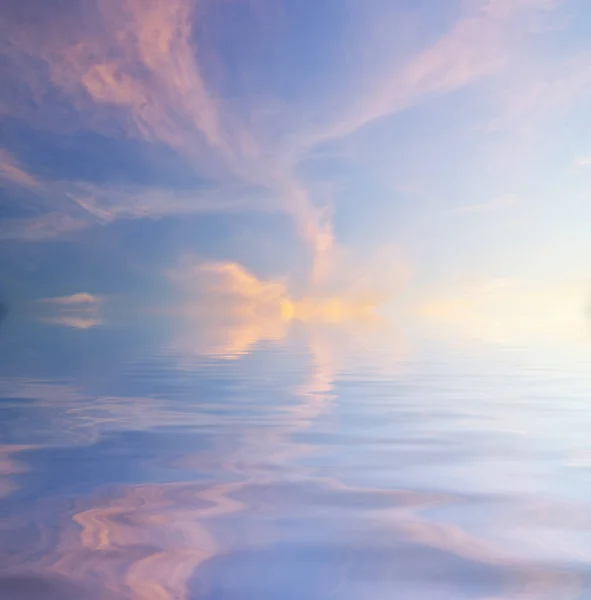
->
(4, 5, 591, 596)
(2, 0, 591, 346)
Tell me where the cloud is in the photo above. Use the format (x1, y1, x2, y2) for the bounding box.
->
(8, 0, 553, 277)
(0, 150, 41, 189)
(40, 293, 102, 306)
(2, 0, 574, 289)
(166, 257, 388, 359)
(482, 49, 591, 136)
(167, 261, 291, 358)
(75, 0, 233, 162)
(574, 156, 591, 167)
(0, 213, 90, 241)
(36, 293, 103, 328)
(0, 154, 278, 240)
(1, 0, 335, 272)
(172, 259, 383, 323)
(2, 0, 228, 159)
(299, 0, 560, 146)
(447, 193, 518, 215)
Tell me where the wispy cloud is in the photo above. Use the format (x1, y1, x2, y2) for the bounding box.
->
(4, 2, 545, 260)
(0, 150, 41, 189)
(0, 213, 89, 241)
(300, 0, 561, 146)
(76, 0, 231, 160)
(447, 193, 518, 215)
(1, 0, 580, 291)
(1, 0, 334, 270)
(3, 0, 228, 158)
(0, 153, 278, 240)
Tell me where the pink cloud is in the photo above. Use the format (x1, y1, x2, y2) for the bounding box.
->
(0, 150, 41, 189)
(2, 0, 333, 271)
(296, 0, 564, 147)
(2, 0, 576, 289)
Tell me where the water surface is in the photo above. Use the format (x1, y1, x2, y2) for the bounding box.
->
(1, 316, 591, 599)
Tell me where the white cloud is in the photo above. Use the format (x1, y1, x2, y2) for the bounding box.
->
(574, 156, 591, 167)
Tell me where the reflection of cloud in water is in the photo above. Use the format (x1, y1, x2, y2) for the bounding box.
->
(1, 264, 415, 599)
(41, 482, 245, 600)
(168, 260, 384, 360)
(0, 445, 33, 498)
(0, 379, 222, 454)
(7, 471, 589, 599)
(36, 293, 104, 329)
(40, 315, 103, 329)
(3, 278, 586, 599)
(0, 287, 378, 598)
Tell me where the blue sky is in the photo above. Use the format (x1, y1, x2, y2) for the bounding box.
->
(5, 5, 591, 596)
(2, 0, 591, 344)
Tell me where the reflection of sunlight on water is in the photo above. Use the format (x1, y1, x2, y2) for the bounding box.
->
(35, 293, 104, 329)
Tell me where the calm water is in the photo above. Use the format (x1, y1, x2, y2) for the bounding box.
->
(2, 315, 591, 600)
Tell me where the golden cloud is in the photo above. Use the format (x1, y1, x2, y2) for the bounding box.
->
(167, 259, 386, 359)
